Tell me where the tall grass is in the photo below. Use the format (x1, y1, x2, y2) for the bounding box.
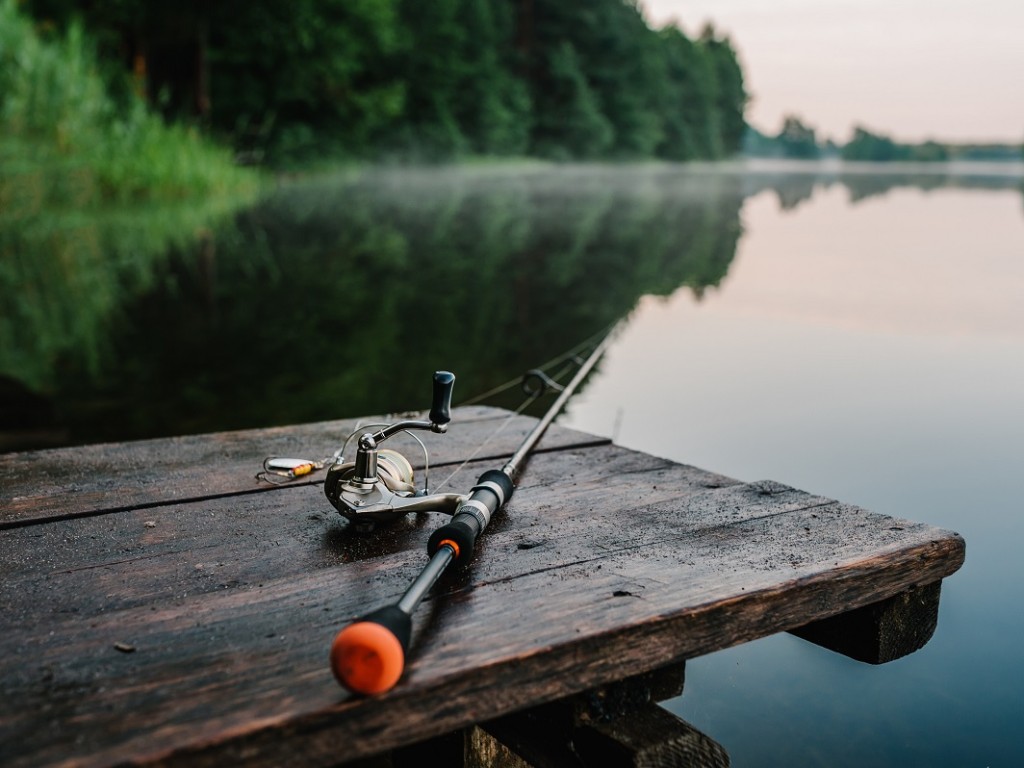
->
(0, 0, 260, 214)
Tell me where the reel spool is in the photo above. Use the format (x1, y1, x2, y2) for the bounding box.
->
(375, 449, 416, 495)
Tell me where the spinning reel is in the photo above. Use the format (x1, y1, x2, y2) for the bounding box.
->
(323, 372, 467, 532)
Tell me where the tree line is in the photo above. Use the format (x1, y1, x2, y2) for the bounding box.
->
(23, 0, 748, 166)
(747, 116, 1024, 163)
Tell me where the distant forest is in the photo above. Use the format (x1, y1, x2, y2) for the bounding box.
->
(22, 0, 748, 166)
(747, 116, 1024, 163)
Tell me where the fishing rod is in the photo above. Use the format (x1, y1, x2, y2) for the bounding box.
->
(323, 326, 618, 695)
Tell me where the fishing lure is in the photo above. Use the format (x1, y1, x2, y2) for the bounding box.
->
(256, 456, 331, 484)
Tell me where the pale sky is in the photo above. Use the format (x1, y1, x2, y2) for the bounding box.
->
(641, 0, 1024, 144)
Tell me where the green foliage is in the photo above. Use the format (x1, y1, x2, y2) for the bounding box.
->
(383, 0, 531, 160)
(913, 140, 950, 162)
(0, 0, 259, 207)
(656, 28, 722, 160)
(22, 0, 747, 166)
(841, 126, 931, 162)
(384, 0, 472, 159)
(447, 0, 531, 156)
(525, 0, 746, 162)
(531, 42, 614, 160)
(699, 26, 747, 156)
(842, 126, 904, 162)
(211, 0, 405, 163)
(746, 121, 1022, 164)
(776, 115, 821, 159)
(946, 143, 1021, 162)
(841, 126, 950, 163)
(742, 125, 780, 158)
(841, 128, 1023, 163)
(555, 0, 664, 158)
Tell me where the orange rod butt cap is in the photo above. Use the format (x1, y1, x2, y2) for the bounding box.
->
(330, 621, 405, 695)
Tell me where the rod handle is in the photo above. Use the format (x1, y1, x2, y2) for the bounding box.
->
(427, 469, 513, 564)
(428, 515, 480, 563)
(429, 371, 455, 426)
(330, 605, 412, 695)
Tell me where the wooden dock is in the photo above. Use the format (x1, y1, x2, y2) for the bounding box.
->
(0, 406, 965, 767)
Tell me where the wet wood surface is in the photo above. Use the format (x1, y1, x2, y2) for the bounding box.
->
(0, 406, 609, 529)
(0, 407, 965, 767)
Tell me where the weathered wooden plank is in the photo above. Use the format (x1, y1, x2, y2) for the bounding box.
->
(576, 662, 688, 717)
(0, 445, 730, 625)
(0, 446, 964, 768)
(0, 534, 960, 768)
(0, 406, 610, 528)
(467, 727, 533, 768)
(573, 706, 730, 768)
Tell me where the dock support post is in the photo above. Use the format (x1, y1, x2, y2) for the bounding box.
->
(475, 662, 729, 767)
(790, 581, 943, 664)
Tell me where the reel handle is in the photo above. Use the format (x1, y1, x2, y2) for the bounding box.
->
(429, 371, 455, 426)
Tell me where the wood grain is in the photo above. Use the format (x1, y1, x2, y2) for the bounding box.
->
(0, 406, 609, 528)
(0, 415, 965, 768)
(573, 706, 730, 768)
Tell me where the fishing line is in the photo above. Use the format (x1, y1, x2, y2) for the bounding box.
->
(430, 392, 538, 493)
(254, 323, 616, 486)
(457, 323, 617, 407)
(431, 351, 586, 492)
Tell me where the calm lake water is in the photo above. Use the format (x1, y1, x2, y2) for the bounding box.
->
(560, 162, 1024, 767)
(3, 160, 1022, 765)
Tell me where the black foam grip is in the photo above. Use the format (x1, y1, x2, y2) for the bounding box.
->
(427, 516, 480, 563)
(360, 605, 413, 653)
(429, 371, 455, 425)
(477, 468, 514, 503)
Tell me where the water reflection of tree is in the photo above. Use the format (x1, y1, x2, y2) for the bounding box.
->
(742, 165, 1024, 209)
(13, 168, 745, 446)
(0, 201, 244, 392)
